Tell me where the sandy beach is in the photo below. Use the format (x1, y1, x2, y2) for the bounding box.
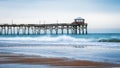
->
(0, 52, 119, 68)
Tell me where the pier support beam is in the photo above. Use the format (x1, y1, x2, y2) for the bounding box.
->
(61, 26, 64, 34)
(85, 24, 87, 34)
(67, 26, 69, 34)
(82, 25, 84, 34)
(79, 25, 81, 34)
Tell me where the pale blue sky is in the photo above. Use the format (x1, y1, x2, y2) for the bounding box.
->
(0, 0, 120, 33)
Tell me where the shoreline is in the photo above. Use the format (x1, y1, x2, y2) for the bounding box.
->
(0, 52, 119, 67)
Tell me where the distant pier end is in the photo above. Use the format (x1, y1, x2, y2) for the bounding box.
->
(0, 17, 87, 35)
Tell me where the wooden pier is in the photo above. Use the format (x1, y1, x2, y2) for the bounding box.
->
(0, 17, 87, 35)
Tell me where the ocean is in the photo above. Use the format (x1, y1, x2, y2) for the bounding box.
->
(0, 33, 120, 64)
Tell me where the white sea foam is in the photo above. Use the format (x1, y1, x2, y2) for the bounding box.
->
(0, 35, 93, 42)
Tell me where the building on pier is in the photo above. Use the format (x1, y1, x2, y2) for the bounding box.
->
(0, 17, 87, 35)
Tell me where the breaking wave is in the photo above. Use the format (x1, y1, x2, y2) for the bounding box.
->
(0, 35, 94, 42)
(0, 35, 120, 43)
(0, 34, 120, 47)
(98, 38, 120, 42)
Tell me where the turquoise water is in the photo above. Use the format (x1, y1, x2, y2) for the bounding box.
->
(0, 33, 120, 64)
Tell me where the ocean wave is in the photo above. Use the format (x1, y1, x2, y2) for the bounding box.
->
(0, 35, 120, 45)
(98, 38, 120, 42)
(0, 35, 94, 42)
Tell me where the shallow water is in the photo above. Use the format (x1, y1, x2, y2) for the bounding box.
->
(0, 45, 120, 64)
(0, 64, 52, 68)
(0, 64, 90, 68)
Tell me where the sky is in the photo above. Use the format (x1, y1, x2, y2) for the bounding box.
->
(0, 0, 120, 33)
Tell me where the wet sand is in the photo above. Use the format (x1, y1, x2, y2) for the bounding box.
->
(0, 52, 120, 67)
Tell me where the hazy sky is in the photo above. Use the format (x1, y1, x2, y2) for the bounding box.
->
(0, 0, 120, 33)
